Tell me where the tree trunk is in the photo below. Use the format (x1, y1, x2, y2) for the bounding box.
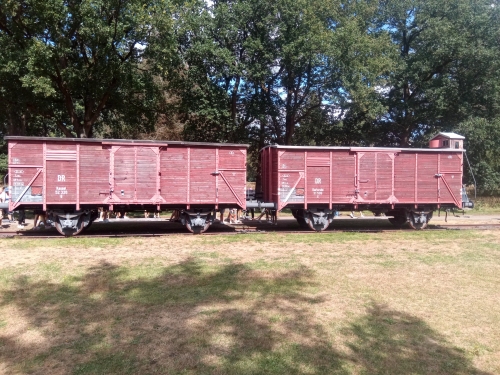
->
(7, 110, 27, 136)
(284, 115, 295, 145)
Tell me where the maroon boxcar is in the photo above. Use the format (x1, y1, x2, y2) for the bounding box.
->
(260, 134, 468, 230)
(7, 137, 248, 235)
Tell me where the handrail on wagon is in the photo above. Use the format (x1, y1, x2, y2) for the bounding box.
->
(464, 152, 477, 199)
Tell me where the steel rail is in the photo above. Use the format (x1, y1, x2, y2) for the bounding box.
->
(2, 223, 500, 239)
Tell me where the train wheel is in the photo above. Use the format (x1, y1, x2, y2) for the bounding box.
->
(306, 219, 330, 232)
(292, 209, 308, 228)
(52, 211, 93, 237)
(54, 219, 85, 237)
(291, 209, 307, 228)
(185, 221, 211, 234)
(388, 216, 407, 227)
(296, 216, 308, 229)
(82, 211, 98, 232)
(181, 211, 212, 234)
(303, 210, 332, 232)
(408, 213, 430, 230)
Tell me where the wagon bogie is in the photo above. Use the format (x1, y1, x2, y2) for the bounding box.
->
(50, 210, 93, 237)
(180, 210, 214, 234)
(298, 208, 334, 232)
(407, 210, 433, 230)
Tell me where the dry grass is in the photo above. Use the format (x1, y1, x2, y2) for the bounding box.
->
(0, 230, 499, 374)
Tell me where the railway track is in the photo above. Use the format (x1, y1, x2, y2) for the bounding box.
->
(1, 217, 499, 239)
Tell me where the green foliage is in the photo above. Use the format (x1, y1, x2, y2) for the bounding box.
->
(172, 0, 393, 147)
(1, 0, 500, 187)
(0, 0, 175, 138)
(458, 118, 500, 194)
(367, 0, 500, 146)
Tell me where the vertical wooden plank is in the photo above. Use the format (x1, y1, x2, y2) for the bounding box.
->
(157, 147, 161, 209)
(414, 154, 418, 205)
(216, 148, 219, 209)
(134, 146, 137, 202)
(304, 151, 307, 210)
(109, 147, 115, 211)
(187, 147, 190, 209)
(43, 142, 47, 211)
(277, 149, 281, 207)
(329, 151, 332, 210)
(354, 152, 358, 206)
(268, 148, 272, 203)
(374, 153, 378, 200)
(437, 153, 441, 204)
(76, 143, 80, 210)
(391, 152, 395, 200)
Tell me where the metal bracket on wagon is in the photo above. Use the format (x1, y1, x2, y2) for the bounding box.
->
(408, 210, 433, 230)
(48, 210, 93, 236)
(302, 209, 334, 232)
(180, 210, 213, 234)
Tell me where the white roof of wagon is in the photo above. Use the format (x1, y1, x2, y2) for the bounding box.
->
(430, 132, 465, 140)
(261, 145, 465, 152)
(5, 136, 249, 148)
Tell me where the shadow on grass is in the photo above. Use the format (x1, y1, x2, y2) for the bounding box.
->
(0, 260, 492, 375)
(344, 303, 491, 375)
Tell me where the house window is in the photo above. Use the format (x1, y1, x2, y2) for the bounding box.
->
(443, 140, 449, 147)
(455, 141, 460, 149)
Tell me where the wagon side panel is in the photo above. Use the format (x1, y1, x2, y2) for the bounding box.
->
(189, 147, 217, 204)
(113, 146, 136, 201)
(357, 152, 377, 202)
(376, 153, 394, 201)
(160, 146, 189, 204)
(218, 147, 246, 207)
(8, 141, 44, 206)
(43, 143, 79, 206)
(79, 143, 110, 204)
(331, 150, 356, 203)
(438, 152, 463, 206)
(416, 153, 438, 202)
(394, 153, 416, 203)
(136, 147, 158, 201)
(305, 151, 330, 205)
(277, 149, 306, 208)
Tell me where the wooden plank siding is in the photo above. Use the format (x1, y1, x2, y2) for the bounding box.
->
(261, 146, 464, 210)
(7, 137, 248, 211)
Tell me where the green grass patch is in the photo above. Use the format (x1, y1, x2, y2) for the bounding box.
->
(73, 352, 138, 375)
(1, 230, 499, 375)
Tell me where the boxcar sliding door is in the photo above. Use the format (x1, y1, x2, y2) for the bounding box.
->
(357, 152, 394, 202)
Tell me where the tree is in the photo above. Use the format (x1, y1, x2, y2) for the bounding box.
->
(0, 0, 175, 138)
(458, 118, 500, 195)
(173, 0, 392, 147)
(368, 0, 500, 146)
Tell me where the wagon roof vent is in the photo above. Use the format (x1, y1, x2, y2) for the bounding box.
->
(429, 132, 465, 149)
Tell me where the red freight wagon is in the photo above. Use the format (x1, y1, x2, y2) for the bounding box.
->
(7, 137, 248, 235)
(260, 133, 470, 231)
